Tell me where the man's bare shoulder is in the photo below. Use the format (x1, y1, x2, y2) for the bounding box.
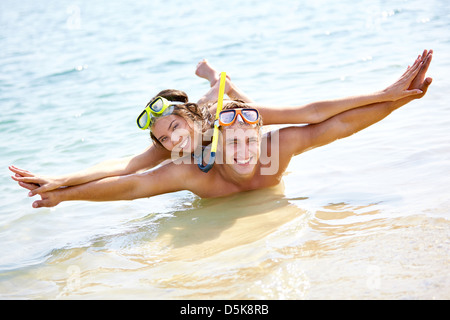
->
(277, 125, 314, 156)
(261, 125, 310, 159)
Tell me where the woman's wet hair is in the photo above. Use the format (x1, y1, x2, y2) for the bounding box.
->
(151, 89, 188, 104)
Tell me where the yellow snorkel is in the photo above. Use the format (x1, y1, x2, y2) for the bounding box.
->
(198, 72, 226, 173)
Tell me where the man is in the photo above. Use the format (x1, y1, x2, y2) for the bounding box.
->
(16, 51, 433, 208)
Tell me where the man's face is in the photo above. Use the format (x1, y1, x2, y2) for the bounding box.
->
(220, 123, 261, 177)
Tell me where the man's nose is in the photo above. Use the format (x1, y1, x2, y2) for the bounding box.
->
(236, 142, 250, 157)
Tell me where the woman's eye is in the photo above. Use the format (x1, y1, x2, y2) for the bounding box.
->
(160, 137, 167, 143)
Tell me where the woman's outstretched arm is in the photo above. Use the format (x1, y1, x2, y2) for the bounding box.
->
(10, 144, 171, 194)
(254, 50, 432, 125)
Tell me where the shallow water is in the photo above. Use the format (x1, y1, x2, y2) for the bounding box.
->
(1, 0, 449, 299)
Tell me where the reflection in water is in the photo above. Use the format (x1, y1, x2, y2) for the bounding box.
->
(2, 185, 448, 299)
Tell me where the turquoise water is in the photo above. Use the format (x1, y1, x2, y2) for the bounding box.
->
(1, 0, 449, 299)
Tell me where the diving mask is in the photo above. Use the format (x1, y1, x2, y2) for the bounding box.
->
(137, 96, 175, 130)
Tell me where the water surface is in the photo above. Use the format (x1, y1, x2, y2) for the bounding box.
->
(1, 0, 449, 299)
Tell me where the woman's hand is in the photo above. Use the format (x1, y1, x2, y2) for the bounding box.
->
(10, 170, 61, 208)
(9, 165, 66, 196)
(407, 49, 433, 99)
(381, 50, 431, 101)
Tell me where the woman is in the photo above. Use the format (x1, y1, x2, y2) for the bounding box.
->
(10, 51, 432, 196)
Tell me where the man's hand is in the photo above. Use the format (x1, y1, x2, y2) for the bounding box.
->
(12, 174, 61, 208)
(31, 191, 61, 208)
(408, 49, 433, 98)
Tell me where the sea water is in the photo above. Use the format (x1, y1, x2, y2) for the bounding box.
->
(0, 0, 449, 299)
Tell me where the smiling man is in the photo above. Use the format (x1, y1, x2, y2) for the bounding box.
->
(16, 52, 433, 208)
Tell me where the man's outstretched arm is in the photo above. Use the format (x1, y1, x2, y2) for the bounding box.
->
(22, 162, 195, 208)
(283, 52, 432, 156)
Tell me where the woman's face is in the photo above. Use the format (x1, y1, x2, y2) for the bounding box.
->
(151, 115, 196, 153)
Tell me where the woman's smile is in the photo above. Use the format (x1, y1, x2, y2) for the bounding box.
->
(177, 135, 190, 150)
(152, 115, 196, 152)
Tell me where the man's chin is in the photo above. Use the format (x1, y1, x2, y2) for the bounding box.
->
(230, 162, 257, 176)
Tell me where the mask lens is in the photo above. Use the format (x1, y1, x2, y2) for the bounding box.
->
(219, 110, 236, 125)
(137, 110, 149, 128)
(150, 98, 164, 113)
(242, 109, 258, 122)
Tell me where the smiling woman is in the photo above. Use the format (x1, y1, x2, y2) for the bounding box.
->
(146, 90, 213, 152)
(150, 101, 209, 152)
